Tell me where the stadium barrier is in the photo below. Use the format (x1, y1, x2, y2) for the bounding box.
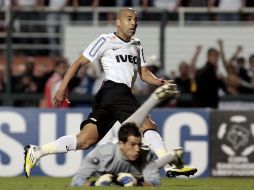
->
(1, 107, 253, 177)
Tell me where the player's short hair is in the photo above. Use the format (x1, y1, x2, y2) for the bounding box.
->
(118, 122, 141, 143)
(117, 8, 136, 19)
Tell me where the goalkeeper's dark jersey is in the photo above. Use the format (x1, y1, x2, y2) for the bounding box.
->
(71, 142, 159, 186)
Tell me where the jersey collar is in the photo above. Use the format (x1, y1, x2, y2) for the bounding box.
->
(114, 32, 131, 43)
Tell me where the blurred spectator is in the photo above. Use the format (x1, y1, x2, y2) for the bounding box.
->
(217, 39, 244, 95)
(193, 47, 227, 108)
(12, 56, 37, 92)
(173, 45, 202, 107)
(33, 62, 53, 93)
(40, 57, 69, 108)
(175, 45, 201, 93)
(175, 62, 191, 93)
(217, 40, 254, 94)
(236, 56, 250, 83)
(18, 74, 38, 93)
(241, 54, 254, 93)
(211, 0, 245, 21)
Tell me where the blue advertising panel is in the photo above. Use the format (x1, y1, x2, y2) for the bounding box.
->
(0, 108, 210, 177)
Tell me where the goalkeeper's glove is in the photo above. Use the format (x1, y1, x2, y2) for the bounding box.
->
(116, 172, 137, 187)
(94, 174, 113, 186)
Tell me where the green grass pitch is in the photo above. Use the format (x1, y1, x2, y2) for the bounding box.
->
(0, 177, 254, 190)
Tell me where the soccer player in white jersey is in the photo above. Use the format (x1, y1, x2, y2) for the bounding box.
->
(24, 8, 197, 178)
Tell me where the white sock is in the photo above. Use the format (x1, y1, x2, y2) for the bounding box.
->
(143, 130, 168, 158)
(143, 130, 177, 171)
(36, 135, 77, 158)
(155, 152, 176, 169)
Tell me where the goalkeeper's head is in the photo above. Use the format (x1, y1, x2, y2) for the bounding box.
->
(118, 123, 142, 161)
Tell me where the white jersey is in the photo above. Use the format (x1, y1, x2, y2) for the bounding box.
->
(82, 33, 147, 88)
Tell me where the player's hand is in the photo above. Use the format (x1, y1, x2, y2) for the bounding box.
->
(159, 78, 173, 85)
(117, 173, 137, 187)
(95, 174, 113, 186)
(159, 80, 180, 96)
(53, 89, 70, 108)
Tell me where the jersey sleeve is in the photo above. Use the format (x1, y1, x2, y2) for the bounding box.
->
(139, 44, 147, 67)
(82, 34, 107, 63)
(71, 143, 115, 186)
(71, 148, 101, 186)
(140, 148, 160, 186)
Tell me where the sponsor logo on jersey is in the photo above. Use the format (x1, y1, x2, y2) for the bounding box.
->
(89, 37, 106, 57)
(115, 55, 138, 64)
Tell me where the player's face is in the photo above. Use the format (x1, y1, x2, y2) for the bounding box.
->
(120, 135, 141, 161)
(116, 10, 138, 41)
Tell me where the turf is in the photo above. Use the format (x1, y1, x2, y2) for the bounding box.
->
(0, 177, 253, 190)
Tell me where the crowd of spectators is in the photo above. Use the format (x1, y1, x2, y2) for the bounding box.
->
(1, 1, 254, 107)
(133, 40, 254, 108)
(1, 0, 254, 56)
(0, 39, 254, 108)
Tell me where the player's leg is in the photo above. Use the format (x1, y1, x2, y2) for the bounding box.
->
(24, 81, 114, 178)
(97, 121, 121, 145)
(124, 83, 178, 126)
(124, 83, 177, 159)
(24, 123, 99, 178)
(124, 83, 197, 177)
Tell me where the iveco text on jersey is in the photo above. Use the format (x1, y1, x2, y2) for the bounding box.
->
(115, 55, 138, 64)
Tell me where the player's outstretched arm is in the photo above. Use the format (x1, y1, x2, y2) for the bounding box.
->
(54, 55, 90, 107)
(139, 66, 172, 86)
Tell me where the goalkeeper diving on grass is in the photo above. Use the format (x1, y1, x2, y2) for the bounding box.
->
(72, 123, 171, 187)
